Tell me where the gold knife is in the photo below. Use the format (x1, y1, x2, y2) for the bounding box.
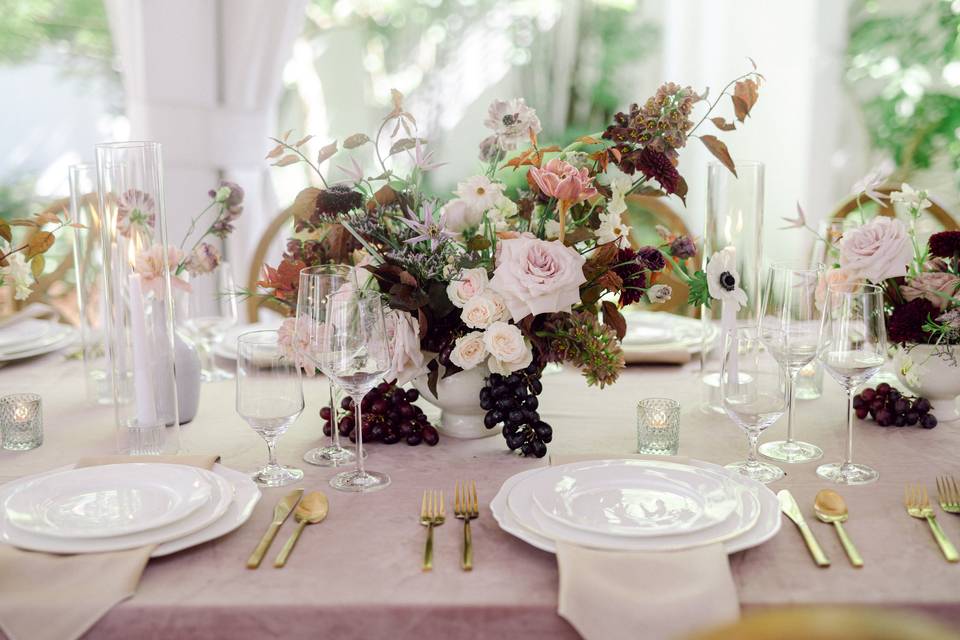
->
(246, 488, 303, 569)
(778, 489, 830, 567)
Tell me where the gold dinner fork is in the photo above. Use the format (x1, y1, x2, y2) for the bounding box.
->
(905, 484, 959, 563)
(454, 481, 479, 571)
(420, 490, 445, 572)
(936, 476, 960, 515)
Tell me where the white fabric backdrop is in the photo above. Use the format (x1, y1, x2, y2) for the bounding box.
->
(104, 0, 307, 290)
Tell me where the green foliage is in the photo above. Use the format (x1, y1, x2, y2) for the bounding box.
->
(846, 0, 960, 184)
(0, 0, 113, 64)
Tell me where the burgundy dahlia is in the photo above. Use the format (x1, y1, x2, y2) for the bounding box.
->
(928, 231, 960, 259)
(635, 148, 681, 195)
(613, 247, 648, 307)
(887, 298, 937, 344)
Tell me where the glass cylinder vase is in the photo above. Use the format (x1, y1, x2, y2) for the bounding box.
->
(96, 141, 180, 454)
(700, 161, 764, 413)
(70, 163, 113, 405)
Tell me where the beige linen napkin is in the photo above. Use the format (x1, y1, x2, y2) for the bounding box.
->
(622, 343, 692, 365)
(550, 453, 739, 640)
(0, 455, 219, 640)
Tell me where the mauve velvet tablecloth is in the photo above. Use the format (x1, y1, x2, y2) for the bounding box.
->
(1, 354, 959, 640)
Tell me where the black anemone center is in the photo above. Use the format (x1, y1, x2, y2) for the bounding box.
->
(502, 113, 518, 127)
(719, 271, 736, 291)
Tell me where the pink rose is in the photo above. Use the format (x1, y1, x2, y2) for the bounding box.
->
(450, 331, 487, 370)
(901, 272, 960, 310)
(489, 236, 587, 320)
(446, 267, 489, 308)
(838, 217, 912, 282)
(461, 291, 509, 329)
(483, 321, 533, 375)
(384, 310, 426, 385)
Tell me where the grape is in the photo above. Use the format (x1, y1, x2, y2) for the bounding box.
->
(894, 398, 910, 414)
(341, 396, 354, 411)
(921, 414, 938, 429)
(870, 399, 885, 412)
(906, 411, 919, 426)
(406, 432, 422, 446)
(915, 398, 931, 414)
(421, 425, 439, 446)
(406, 389, 420, 403)
(894, 414, 907, 427)
(382, 430, 401, 444)
(875, 409, 894, 426)
(855, 407, 869, 420)
(852, 395, 866, 410)
(322, 422, 332, 436)
(529, 378, 543, 395)
(876, 382, 891, 395)
(320, 406, 332, 421)
(523, 396, 539, 411)
(888, 389, 901, 403)
(480, 359, 551, 457)
(484, 412, 501, 429)
(319, 380, 440, 448)
(508, 410, 525, 425)
(860, 388, 876, 402)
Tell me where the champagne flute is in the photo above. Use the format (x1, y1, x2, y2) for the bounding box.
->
(817, 282, 886, 484)
(757, 262, 824, 463)
(236, 330, 304, 487)
(295, 264, 360, 467)
(321, 288, 392, 493)
(181, 261, 239, 381)
(721, 328, 786, 484)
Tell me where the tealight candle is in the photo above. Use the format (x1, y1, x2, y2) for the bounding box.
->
(1, 393, 43, 451)
(637, 398, 680, 455)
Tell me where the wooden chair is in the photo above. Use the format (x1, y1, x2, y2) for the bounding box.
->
(622, 194, 699, 316)
(831, 186, 958, 229)
(245, 206, 295, 323)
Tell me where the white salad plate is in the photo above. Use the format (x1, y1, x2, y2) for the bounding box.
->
(213, 320, 283, 361)
(0, 463, 252, 555)
(0, 319, 60, 349)
(0, 325, 78, 362)
(492, 459, 779, 554)
(621, 311, 719, 354)
(529, 459, 742, 538)
(4, 463, 214, 539)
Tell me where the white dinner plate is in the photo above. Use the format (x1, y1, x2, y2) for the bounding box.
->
(213, 320, 283, 360)
(621, 311, 719, 355)
(0, 326, 78, 362)
(0, 464, 236, 554)
(492, 459, 779, 554)
(4, 463, 213, 539)
(529, 459, 742, 538)
(0, 319, 61, 349)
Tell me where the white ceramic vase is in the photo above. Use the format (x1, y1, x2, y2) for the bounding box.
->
(412, 364, 494, 439)
(894, 344, 960, 422)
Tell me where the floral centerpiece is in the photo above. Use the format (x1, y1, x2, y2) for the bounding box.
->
(0, 207, 76, 301)
(789, 183, 960, 421)
(259, 68, 763, 455)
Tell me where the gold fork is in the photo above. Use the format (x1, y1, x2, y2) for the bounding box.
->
(454, 481, 479, 571)
(937, 476, 960, 515)
(420, 490, 445, 572)
(905, 484, 959, 563)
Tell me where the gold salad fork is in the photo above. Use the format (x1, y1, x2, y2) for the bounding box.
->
(905, 484, 959, 563)
(937, 476, 960, 515)
(454, 481, 479, 571)
(420, 490, 445, 572)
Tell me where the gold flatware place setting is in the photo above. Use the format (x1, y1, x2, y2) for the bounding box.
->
(247, 489, 330, 570)
(420, 482, 480, 572)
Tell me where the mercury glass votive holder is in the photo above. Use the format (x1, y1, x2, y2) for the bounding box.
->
(637, 398, 680, 455)
(1, 394, 43, 451)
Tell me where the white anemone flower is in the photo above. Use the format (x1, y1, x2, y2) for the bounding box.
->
(705, 247, 748, 309)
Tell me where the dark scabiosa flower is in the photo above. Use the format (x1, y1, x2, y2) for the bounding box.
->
(887, 298, 937, 344)
(613, 247, 648, 307)
(670, 235, 697, 259)
(636, 245, 665, 271)
(929, 231, 960, 259)
(315, 185, 364, 223)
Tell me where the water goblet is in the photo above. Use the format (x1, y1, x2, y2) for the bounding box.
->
(758, 262, 824, 463)
(817, 282, 886, 484)
(236, 330, 305, 487)
(321, 288, 393, 493)
(295, 264, 360, 467)
(721, 328, 786, 484)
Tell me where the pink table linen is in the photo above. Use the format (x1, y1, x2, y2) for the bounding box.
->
(1, 354, 960, 639)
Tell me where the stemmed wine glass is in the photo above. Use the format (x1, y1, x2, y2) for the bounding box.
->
(181, 261, 239, 381)
(817, 282, 886, 484)
(295, 264, 361, 467)
(721, 327, 787, 484)
(757, 262, 824, 463)
(321, 288, 392, 493)
(236, 330, 304, 487)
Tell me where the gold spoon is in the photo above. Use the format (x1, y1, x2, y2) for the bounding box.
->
(814, 489, 863, 568)
(273, 491, 329, 568)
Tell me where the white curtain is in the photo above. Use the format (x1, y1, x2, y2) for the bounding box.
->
(104, 0, 308, 288)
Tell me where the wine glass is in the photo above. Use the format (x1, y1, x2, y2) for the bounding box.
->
(294, 264, 361, 467)
(817, 282, 886, 484)
(757, 262, 824, 463)
(180, 261, 239, 381)
(321, 288, 392, 493)
(236, 330, 304, 487)
(720, 327, 787, 484)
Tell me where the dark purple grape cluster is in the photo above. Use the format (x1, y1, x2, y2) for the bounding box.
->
(853, 382, 937, 429)
(321, 381, 440, 446)
(480, 364, 552, 458)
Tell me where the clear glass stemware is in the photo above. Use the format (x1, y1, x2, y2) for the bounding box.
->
(721, 328, 787, 484)
(321, 288, 392, 493)
(236, 330, 305, 487)
(181, 261, 239, 381)
(295, 264, 362, 467)
(817, 282, 886, 485)
(757, 262, 824, 463)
